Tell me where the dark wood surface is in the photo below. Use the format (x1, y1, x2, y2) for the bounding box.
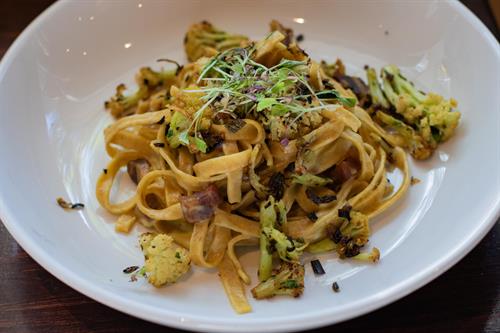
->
(0, 1, 498, 332)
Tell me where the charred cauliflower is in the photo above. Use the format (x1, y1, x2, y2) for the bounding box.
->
(139, 233, 191, 287)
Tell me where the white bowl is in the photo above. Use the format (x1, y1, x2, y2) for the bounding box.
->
(0, 1, 499, 332)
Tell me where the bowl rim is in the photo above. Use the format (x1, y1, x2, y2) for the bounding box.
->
(0, 0, 499, 332)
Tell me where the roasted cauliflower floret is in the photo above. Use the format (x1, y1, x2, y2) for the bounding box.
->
(139, 233, 191, 287)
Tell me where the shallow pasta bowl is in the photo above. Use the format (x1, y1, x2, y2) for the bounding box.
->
(0, 0, 499, 332)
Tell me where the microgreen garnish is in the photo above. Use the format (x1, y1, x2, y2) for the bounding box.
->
(178, 46, 356, 148)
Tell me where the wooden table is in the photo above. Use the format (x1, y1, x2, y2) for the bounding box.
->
(0, 1, 498, 332)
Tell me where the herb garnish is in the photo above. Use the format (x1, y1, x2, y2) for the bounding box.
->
(178, 46, 356, 149)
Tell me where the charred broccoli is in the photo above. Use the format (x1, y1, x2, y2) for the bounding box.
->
(105, 83, 148, 118)
(327, 207, 371, 258)
(251, 262, 305, 299)
(262, 227, 307, 262)
(184, 21, 249, 62)
(105, 67, 176, 118)
(365, 65, 460, 159)
(258, 197, 277, 281)
(366, 66, 390, 110)
(166, 110, 190, 149)
(258, 197, 306, 281)
(374, 110, 431, 159)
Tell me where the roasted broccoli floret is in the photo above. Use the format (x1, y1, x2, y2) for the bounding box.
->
(105, 83, 148, 118)
(139, 67, 177, 87)
(166, 110, 190, 149)
(374, 110, 432, 159)
(184, 21, 249, 62)
(319, 59, 369, 105)
(366, 66, 390, 110)
(105, 67, 176, 118)
(139, 233, 191, 287)
(258, 197, 305, 281)
(262, 227, 306, 262)
(327, 208, 371, 258)
(365, 65, 460, 159)
(421, 93, 460, 143)
(320, 59, 345, 78)
(258, 197, 276, 281)
(251, 262, 305, 299)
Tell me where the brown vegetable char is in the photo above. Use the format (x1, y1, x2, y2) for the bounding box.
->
(268, 172, 285, 200)
(305, 188, 336, 205)
(200, 131, 224, 153)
